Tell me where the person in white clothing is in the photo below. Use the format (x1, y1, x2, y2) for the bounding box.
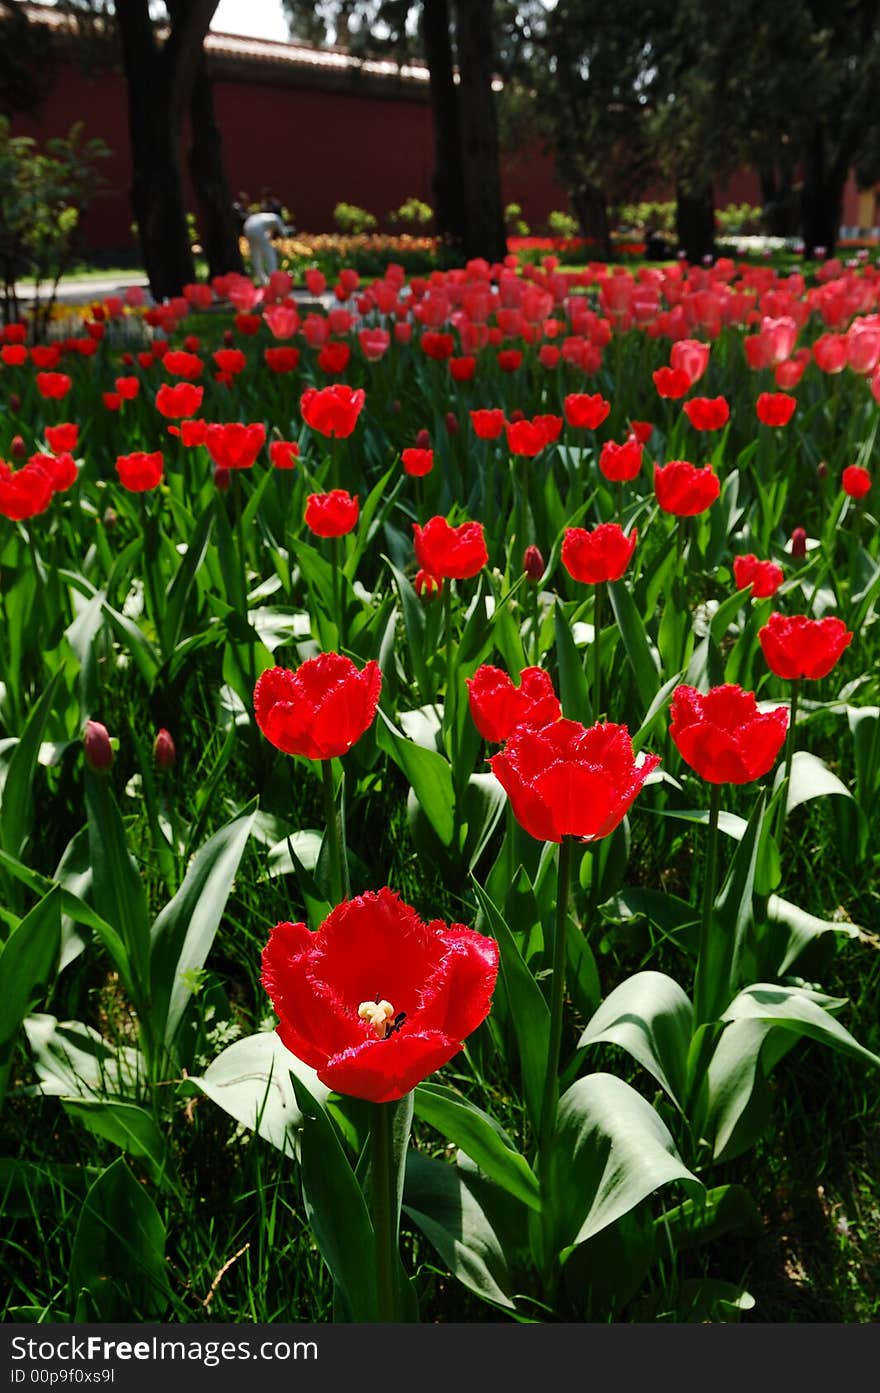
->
(243, 211, 286, 285)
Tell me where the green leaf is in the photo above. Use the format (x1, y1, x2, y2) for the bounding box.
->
(101, 602, 160, 688)
(23, 1015, 143, 1100)
(162, 504, 213, 653)
(1, 671, 61, 858)
(700, 788, 766, 1024)
(471, 876, 549, 1135)
(554, 597, 591, 720)
(193, 1030, 326, 1154)
(384, 555, 430, 701)
(549, 1073, 703, 1257)
(579, 971, 693, 1110)
(85, 769, 151, 1006)
(288, 1069, 377, 1321)
(376, 709, 455, 846)
(655, 1184, 762, 1253)
(150, 803, 256, 1049)
(403, 1151, 516, 1312)
(61, 1100, 168, 1184)
(414, 1081, 540, 1211)
(607, 578, 662, 711)
(0, 887, 61, 1107)
(68, 1158, 169, 1320)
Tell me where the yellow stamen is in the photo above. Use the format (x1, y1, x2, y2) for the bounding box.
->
(357, 998, 395, 1038)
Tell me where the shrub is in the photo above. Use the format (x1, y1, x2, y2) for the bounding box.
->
(333, 202, 378, 235)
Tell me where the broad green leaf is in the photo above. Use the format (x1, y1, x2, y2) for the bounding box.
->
(656, 1184, 762, 1253)
(579, 971, 693, 1109)
(23, 1015, 143, 1100)
(549, 1073, 703, 1257)
(414, 1081, 540, 1211)
(162, 504, 213, 652)
(288, 1069, 377, 1322)
(0, 887, 61, 1106)
(376, 710, 455, 846)
(101, 602, 160, 688)
(68, 1158, 169, 1320)
(150, 803, 256, 1049)
(384, 555, 430, 701)
(404, 1151, 516, 1312)
(607, 578, 661, 711)
(778, 748, 853, 814)
(1, 672, 61, 858)
(193, 1030, 325, 1153)
(85, 769, 151, 1005)
(471, 876, 549, 1134)
(61, 1100, 168, 1183)
(699, 789, 766, 1024)
(554, 597, 591, 721)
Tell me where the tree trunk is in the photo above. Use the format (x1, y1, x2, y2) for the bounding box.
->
(422, 0, 466, 256)
(116, 0, 218, 301)
(760, 162, 799, 238)
(801, 127, 845, 259)
(453, 0, 506, 262)
(675, 182, 715, 262)
(188, 54, 244, 279)
(570, 183, 610, 259)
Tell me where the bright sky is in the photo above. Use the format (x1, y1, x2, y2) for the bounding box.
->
(211, 0, 290, 41)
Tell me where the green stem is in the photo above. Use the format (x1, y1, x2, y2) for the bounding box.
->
(443, 580, 454, 719)
(233, 473, 256, 695)
(320, 758, 344, 904)
(775, 679, 800, 846)
(530, 579, 540, 664)
(592, 581, 603, 719)
(694, 783, 722, 1028)
(139, 496, 164, 660)
(331, 535, 342, 648)
(538, 835, 573, 1156)
(371, 1101, 397, 1323)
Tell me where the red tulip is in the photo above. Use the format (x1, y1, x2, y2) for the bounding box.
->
(598, 438, 642, 482)
(532, 413, 563, 444)
(732, 554, 783, 598)
(505, 418, 548, 456)
(489, 719, 659, 843)
(254, 655, 381, 760)
(789, 527, 807, 559)
(44, 423, 78, 455)
(654, 460, 720, 516)
(561, 523, 637, 584)
(683, 396, 730, 431)
(467, 665, 561, 744)
(401, 447, 434, 477)
(83, 719, 114, 772)
(449, 355, 476, 382)
(1, 345, 26, 366)
(669, 684, 788, 784)
(628, 420, 653, 444)
(102, 393, 122, 412)
(269, 439, 300, 470)
(318, 341, 352, 375)
(812, 333, 847, 374)
(0, 461, 53, 519)
(261, 888, 498, 1103)
(758, 613, 853, 680)
(563, 393, 611, 430)
(523, 544, 545, 581)
(421, 332, 455, 361)
(842, 464, 871, 498)
(413, 516, 487, 579)
(264, 346, 301, 374)
(652, 366, 691, 399)
(115, 450, 164, 493)
(153, 728, 176, 769)
(304, 489, 359, 537)
(497, 348, 523, 373)
(204, 422, 266, 470)
(163, 350, 203, 380)
(756, 392, 796, 427)
(114, 376, 140, 401)
(300, 384, 365, 438)
(155, 382, 204, 419)
(35, 372, 72, 400)
(670, 338, 710, 384)
(213, 348, 247, 376)
(29, 451, 77, 493)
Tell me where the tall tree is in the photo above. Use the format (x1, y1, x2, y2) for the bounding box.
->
(182, 45, 244, 279)
(453, 0, 505, 259)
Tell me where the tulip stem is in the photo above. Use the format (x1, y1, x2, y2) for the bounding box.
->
(443, 581, 454, 726)
(775, 679, 800, 846)
(371, 1101, 397, 1323)
(530, 578, 541, 664)
(539, 834, 573, 1157)
(320, 758, 344, 905)
(694, 783, 722, 1028)
(592, 581, 603, 719)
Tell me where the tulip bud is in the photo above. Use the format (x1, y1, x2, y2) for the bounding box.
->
(790, 526, 807, 559)
(10, 434, 26, 460)
(121, 351, 134, 367)
(84, 719, 114, 771)
(444, 411, 459, 435)
(414, 568, 442, 599)
(9, 392, 21, 413)
(817, 461, 828, 481)
(102, 507, 118, 529)
(415, 427, 431, 449)
(391, 399, 402, 414)
(153, 727, 176, 768)
(523, 544, 545, 582)
(214, 465, 231, 491)
(223, 329, 235, 346)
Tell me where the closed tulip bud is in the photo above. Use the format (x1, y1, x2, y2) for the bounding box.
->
(223, 329, 235, 346)
(415, 427, 431, 449)
(9, 392, 21, 412)
(214, 465, 231, 492)
(790, 526, 807, 559)
(444, 411, 459, 435)
(84, 719, 114, 771)
(510, 408, 525, 423)
(102, 507, 118, 529)
(817, 461, 828, 481)
(523, 544, 545, 582)
(10, 435, 26, 460)
(391, 399, 402, 414)
(153, 727, 176, 768)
